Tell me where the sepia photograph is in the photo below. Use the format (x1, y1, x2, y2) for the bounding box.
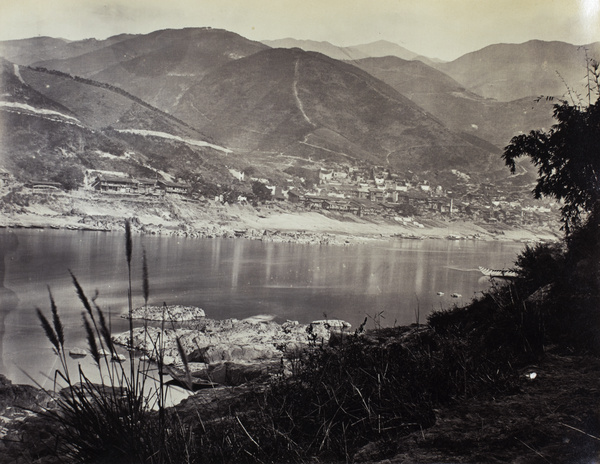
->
(0, 0, 598, 462)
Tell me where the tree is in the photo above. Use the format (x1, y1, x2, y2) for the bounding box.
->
(503, 84, 600, 233)
(252, 181, 272, 203)
(52, 166, 83, 191)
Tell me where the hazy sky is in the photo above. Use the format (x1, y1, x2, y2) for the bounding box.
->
(1, 0, 599, 61)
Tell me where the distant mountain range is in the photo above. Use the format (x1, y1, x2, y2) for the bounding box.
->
(1, 27, 597, 190)
(260, 38, 440, 65)
(436, 40, 600, 102)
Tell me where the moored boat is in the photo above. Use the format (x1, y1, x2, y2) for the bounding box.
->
(479, 266, 518, 278)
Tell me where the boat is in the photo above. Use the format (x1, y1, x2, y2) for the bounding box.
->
(451, 293, 462, 298)
(479, 266, 518, 279)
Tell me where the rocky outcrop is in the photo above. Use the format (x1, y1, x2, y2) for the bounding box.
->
(124, 305, 206, 321)
(113, 317, 351, 385)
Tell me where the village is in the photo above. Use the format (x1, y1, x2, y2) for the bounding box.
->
(1, 161, 558, 230)
(230, 163, 558, 229)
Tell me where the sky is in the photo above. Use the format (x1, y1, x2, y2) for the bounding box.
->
(0, 0, 599, 61)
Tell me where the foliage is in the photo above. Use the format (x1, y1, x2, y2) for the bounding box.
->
(251, 181, 272, 203)
(52, 166, 84, 191)
(36, 220, 195, 463)
(514, 241, 565, 292)
(503, 93, 600, 232)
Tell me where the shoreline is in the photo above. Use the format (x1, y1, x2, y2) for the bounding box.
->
(0, 190, 561, 245)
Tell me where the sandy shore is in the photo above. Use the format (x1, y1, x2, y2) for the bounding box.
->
(0, 190, 560, 244)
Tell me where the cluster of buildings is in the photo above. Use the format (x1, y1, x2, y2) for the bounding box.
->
(89, 175, 190, 196)
(4, 162, 555, 227)
(275, 166, 555, 226)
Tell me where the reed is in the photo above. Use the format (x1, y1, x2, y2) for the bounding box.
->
(36, 220, 195, 463)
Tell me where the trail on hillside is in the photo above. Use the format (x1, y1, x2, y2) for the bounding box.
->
(293, 59, 315, 127)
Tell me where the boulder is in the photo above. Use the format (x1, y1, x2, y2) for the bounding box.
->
(125, 305, 206, 321)
(113, 316, 351, 383)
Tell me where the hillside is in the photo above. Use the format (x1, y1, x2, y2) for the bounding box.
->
(1, 28, 586, 200)
(261, 38, 369, 61)
(0, 34, 134, 66)
(261, 38, 440, 65)
(0, 58, 233, 186)
(351, 56, 556, 148)
(436, 40, 600, 102)
(175, 47, 500, 176)
(31, 28, 270, 112)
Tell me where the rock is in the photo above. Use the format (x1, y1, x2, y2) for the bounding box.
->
(113, 316, 351, 384)
(205, 361, 274, 386)
(125, 305, 206, 321)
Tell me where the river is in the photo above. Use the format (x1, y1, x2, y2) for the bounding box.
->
(0, 229, 524, 387)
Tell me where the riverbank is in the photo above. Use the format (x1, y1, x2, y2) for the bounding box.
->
(2, 330, 596, 463)
(0, 189, 560, 244)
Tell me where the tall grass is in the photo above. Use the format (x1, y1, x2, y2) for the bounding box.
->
(36, 219, 195, 463)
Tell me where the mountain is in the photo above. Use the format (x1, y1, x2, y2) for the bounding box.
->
(349, 40, 422, 61)
(173, 47, 500, 174)
(0, 58, 232, 186)
(31, 28, 270, 112)
(350, 56, 556, 148)
(261, 39, 368, 61)
(0, 35, 134, 66)
(261, 38, 435, 63)
(2, 28, 573, 191)
(436, 40, 600, 102)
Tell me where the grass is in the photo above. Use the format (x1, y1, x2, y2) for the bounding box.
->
(28, 213, 599, 463)
(35, 220, 195, 463)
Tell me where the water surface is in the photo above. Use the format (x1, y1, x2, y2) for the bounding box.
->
(0, 229, 524, 386)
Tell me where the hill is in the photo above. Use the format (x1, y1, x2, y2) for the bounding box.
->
(351, 56, 556, 148)
(0, 34, 135, 66)
(0, 58, 233, 187)
(174, 47, 500, 175)
(261, 38, 437, 64)
(30, 28, 270, 112)
(436, 40, 600, 102)
(261, 38, 369, 61)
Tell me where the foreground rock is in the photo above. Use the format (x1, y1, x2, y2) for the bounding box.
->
(113, 316, 351, 386)
(124, 305, 206, 321)
(0, 375, 57, 464)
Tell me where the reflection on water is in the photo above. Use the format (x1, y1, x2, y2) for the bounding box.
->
(0, 229, 523, 386)
(0, 231, 19, 374)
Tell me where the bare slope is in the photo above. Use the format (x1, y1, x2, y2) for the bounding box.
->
(33, 28, 270, 112)
(0, 59, 232, 186)
(436, 40, 600, 102)
(175, 47, 499, 175)
(351, 56, 556, 148)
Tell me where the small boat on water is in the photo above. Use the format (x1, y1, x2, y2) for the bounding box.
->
(479, 266, 518, 279)
(451, 293, 462, 298)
